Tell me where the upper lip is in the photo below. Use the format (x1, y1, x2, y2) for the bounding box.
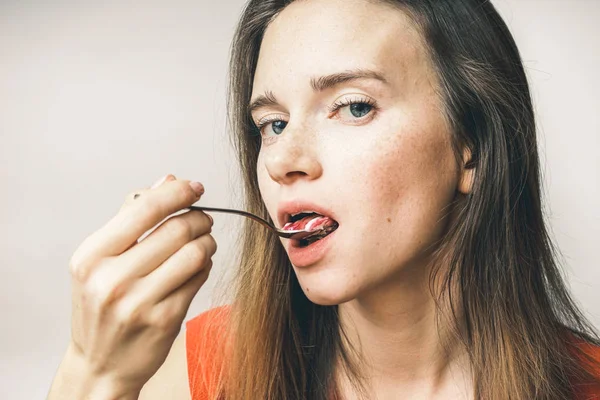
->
(277, 200, 338, 228)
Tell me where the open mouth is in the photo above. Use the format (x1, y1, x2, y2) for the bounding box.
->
(282, 211, 339, 247)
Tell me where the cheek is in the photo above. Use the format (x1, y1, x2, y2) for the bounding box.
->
(362, 119, 459, 227)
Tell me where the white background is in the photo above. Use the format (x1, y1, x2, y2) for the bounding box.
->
(1, 1, 598, 398)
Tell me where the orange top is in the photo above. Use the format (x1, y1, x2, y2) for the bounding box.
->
(186, 306, 600, 399)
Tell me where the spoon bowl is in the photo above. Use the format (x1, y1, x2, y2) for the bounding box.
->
(188, 205, 334, 240)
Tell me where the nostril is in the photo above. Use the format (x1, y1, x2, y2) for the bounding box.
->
(284, 170, 309, 180)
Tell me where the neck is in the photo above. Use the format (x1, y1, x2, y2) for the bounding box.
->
(335, 263, 472, 398)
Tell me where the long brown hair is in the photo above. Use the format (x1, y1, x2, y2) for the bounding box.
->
(207, 0, 600, 398)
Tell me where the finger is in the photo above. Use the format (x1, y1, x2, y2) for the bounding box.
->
(119, 189, 149, 215)
(135, 233, 216, 303)
(120, 175, 180, 252)
(72, 178, 205, 271)
(115, 210, 213, 280)
(146, 261, 213, 329)
(101, 178, 204, 255)
(119, 174, 176, 213)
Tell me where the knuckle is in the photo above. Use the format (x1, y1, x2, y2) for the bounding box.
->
(164, 217, 192, 242)
(86, 276, 123, 310)
(86, 281, 114, 309)
(115, 300, 145, 327)
(149, 308, 181, 332)
(69, 243, 95, 282)
(184, 242, 207, 266)
(69, 253, 89, 282)
(207, 234, 218, 255)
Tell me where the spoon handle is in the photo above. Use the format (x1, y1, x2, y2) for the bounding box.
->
(188, 205, 275, 232)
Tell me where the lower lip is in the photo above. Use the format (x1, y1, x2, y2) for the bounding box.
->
(286, 229, 338, 268)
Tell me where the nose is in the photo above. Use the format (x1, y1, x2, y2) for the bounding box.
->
(263, 125, 323, 185)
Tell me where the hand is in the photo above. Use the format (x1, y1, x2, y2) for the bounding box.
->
(67, 174, 216, 396)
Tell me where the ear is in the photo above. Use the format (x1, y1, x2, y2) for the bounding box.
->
(458, 146, 475, 195)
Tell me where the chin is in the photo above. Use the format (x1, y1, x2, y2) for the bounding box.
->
(304, 292, 350, 306)
(295, 271, 360, 306)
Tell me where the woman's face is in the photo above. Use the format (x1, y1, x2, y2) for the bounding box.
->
(252, 0, 464, 305)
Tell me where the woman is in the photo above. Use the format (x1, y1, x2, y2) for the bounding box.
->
(48, 0, 600, 399)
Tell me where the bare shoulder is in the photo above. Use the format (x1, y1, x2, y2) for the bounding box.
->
(139, 332, 190, 400)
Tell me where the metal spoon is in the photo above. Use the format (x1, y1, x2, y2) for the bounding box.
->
(188, 205, 336, 240)
(132, 193, 334, 240)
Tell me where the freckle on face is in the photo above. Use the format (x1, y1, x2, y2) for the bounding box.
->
(387, 217, 392, 223)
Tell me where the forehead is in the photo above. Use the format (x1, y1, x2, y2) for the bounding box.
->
(252, 0, 428, 93)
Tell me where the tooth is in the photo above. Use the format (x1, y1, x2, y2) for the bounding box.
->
(293, 210, 313, 216)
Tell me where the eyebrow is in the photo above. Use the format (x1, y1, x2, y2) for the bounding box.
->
(248, 69, 389, 115)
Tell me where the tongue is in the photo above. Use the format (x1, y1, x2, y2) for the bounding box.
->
(283, 214, 336, 232)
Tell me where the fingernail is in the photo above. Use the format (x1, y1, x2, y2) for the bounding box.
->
(207, 214, 213, 225)
(151, 174, 169, 189)
(189, 181, 205, 196)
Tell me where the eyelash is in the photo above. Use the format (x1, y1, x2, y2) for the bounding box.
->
(328, 95, 378, 115)
(253, 96, 379, 134)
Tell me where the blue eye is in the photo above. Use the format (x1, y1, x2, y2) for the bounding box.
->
(255, 117, 287, 136)
(329, 96, 378, 122)
(271, 120, 287, 135)
(348, 103, 372, 118)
